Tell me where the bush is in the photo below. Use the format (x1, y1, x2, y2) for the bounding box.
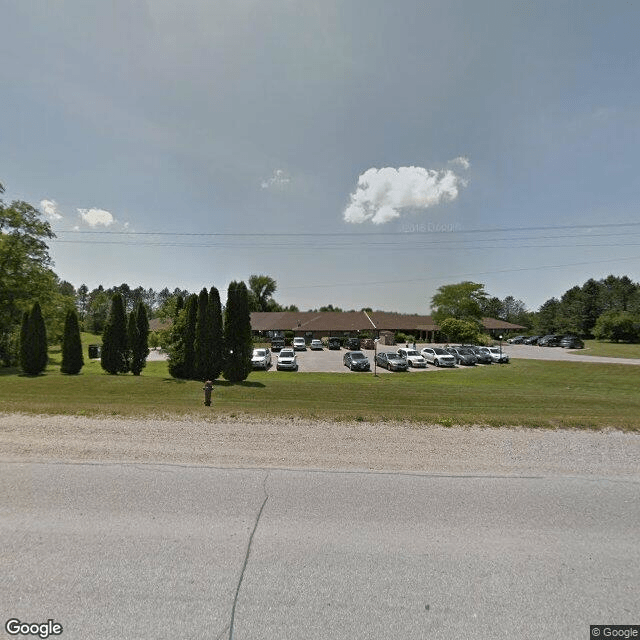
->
(439, 318, 481, 344)
(593, 311, 639, 343)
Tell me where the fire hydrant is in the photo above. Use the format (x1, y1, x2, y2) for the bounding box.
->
(203, 380, 213, 406)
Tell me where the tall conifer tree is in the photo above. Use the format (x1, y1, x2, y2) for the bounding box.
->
(194, 288, 211, 380)
(101, 293, 129, 374)
(182, 293, 198, 379)
(20, 302, 48, 375)
(61, 308, 83, 374)
(223, 281, 252, 382)
(209, 286, 224, 380)
(129, 302, 149, 376)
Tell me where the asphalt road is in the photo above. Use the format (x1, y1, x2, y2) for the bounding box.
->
(2, 462, 638, 640)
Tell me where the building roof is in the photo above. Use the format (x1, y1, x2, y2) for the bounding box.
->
(155, 312, 525, 333)
(249, 311, 525, 332)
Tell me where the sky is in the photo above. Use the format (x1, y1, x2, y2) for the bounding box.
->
(2, 0, 640, 314)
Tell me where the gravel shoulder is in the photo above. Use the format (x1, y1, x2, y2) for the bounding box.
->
(1, 412, 638, 479)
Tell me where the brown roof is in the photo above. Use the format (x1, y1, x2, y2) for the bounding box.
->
(250, 311, 525, 332)
(481, 317, 527, 330)
(250, 311, 373, 332)
(156, 312, 524, 334)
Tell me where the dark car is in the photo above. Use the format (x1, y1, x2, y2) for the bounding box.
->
(375, 352, 409, 371)
(270, 337, 285, 351)
(445, 346, 478, 366)
(465, 345, 492, 364)
(346, 337, 361, 350)
(560, 335, 584, 349)
(538, 334, 563, 347)
(327, 337, 342, 350)
(343, 350, 371, 371)
(523, 336, 540, 345)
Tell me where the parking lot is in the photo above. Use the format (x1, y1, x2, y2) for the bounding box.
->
(263, 344, 508, 373)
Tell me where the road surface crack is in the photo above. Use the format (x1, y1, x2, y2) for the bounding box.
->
(227, 471, 270, 640)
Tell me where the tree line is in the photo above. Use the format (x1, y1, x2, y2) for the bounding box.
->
(430, 277, 640, 343)
(4, 179, 640, 374)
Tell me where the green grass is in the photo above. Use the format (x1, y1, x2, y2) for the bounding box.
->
(2, 353, 640, 430)
(574, 340, 640, 359)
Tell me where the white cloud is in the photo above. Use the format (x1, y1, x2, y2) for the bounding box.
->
(77, 208, 115, 227)
(449, 156, 470, 170)
(343, 165, 467, 225)
(261, 168, 291, 189)
(40, 199, 63, 220)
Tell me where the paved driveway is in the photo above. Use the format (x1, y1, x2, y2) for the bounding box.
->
(148, 344, 640, 374)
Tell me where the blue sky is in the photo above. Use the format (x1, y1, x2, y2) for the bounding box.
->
(3, 0, 640, 313)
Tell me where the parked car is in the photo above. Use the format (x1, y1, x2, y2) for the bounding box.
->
(487, 346, 510, 363)
(327, 337, 342, 350)
(251, 348, 271, 370)
(276, 348, 298, 371)
(310, 339, 323, 350)
(292, 337, 307, 351)
(375, 352, 409, 371)
(420, 347, 456, 367)
(343, 350, 371, 371)
(346, 337, 361, 350)
(445, 346, 478, 366)
(397, 348, 427, 368)
(560, 335, 584, 349)
(270, 336, 285, 351)
(538, 334, 563, 347)
(523, 336, 540, 345)
(466, 346, 492, 364)
(507, 335, 526, 344)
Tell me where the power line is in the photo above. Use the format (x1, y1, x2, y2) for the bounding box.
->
(51, 220, 640, 238)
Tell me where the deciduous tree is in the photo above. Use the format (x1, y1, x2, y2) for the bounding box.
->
(431, 282, 487, 325)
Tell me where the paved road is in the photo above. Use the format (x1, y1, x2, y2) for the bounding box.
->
(2, 462, 638, 640)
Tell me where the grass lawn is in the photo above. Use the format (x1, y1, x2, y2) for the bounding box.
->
(575, 340, 640, 359)
(2, 350, 639, 430)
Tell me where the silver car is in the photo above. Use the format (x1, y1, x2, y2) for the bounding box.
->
(251, 348, 271, 370)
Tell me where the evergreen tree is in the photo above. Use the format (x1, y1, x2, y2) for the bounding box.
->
(61, 308, 83, 374)
(194, 288, 211, 380)
(223, 281, 252, 382)
(19, 311, 29, 372)
(19, 302, 48, 375)
(128, 302, 149, 376)
(168, 294, 198, 379)
(167, 307, 187, 379)
(182, 294, 198, 379)
(101, 293, 129, 374)
(209, 286, 224, 380)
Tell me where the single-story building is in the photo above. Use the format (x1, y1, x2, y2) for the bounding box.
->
(249, 311, 525, 342)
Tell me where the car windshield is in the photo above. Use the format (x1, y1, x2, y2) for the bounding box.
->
(253, 349, 266, 356)
(489, 348, 500, 353)
(280, 350, 294, 357)
(405, 350, 419, 356)
(432, 348, 448, 355)
(387, 354, 402, 360)
(351, 353, 365, 360)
